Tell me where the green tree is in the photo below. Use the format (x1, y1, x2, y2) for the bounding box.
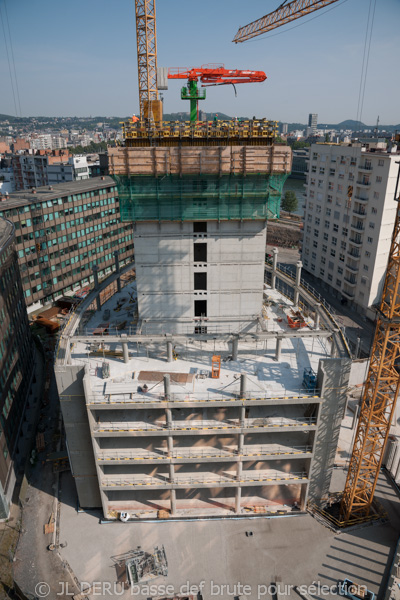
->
(281, 190, 298, 215)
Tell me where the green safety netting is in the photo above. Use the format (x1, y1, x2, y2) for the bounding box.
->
(112, 173, 289, 222)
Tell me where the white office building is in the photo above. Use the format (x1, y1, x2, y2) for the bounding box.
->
(301, 141, 399, 319)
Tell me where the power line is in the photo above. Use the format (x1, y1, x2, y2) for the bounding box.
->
(3, 0, 22, 117)
(0, 0, 18, 117)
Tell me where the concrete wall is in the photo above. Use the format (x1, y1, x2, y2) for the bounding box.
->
(134, 220, 266, 333)
(349, 358, 369, 387)
(55, 365, 101, 507)
(308, 357, 352, 505)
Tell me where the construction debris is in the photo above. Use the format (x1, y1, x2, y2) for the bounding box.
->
(112, 546, 168, 588)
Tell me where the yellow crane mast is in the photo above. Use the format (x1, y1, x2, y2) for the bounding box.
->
(341, 191, 400, 521)
(135, 0, 161, 120)
(233, 0, 339, 43)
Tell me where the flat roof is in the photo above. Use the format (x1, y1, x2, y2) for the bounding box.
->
(0, 176, 116, 210)
(0, 218, 14, 249)
(65, 280, 333, 402)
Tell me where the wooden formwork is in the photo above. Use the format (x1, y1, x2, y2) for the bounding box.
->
(108, 145, 292, 177)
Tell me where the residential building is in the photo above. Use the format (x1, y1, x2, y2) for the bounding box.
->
(0, 177, 134, 310)
(301, 141, 399, 318)
(0, 218, 34, 517)
(12, 151, 90, 191)
(308, 113, 318, 134)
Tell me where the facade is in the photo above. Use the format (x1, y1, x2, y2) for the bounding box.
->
(308, 113, 318, 134)
(12, 150, 90, 191)
(0, 218, 34, 517)
(0, 177, 134, 309)
(291, 148, 309, 179)
(301, 142, 399, 318)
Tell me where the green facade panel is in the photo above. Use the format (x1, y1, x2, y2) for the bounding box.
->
(113, 173, 289, 222)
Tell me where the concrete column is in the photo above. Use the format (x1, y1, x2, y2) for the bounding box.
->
(169, 463, 175, 483)
(167, 341, 173, 363)
(235, 487, 242, 513)
(164, 374, 171, 401)
(314, 304, 321, 330)
(92, 265, 101, 312)
(114, 251, 121, 293)
(121, 334, 129, 364)
(167, 435, 173, 455)
(275, 337, 282, 361)
(355, 337, 361, 359)
(232, 336, 239, 361)
(352, 403, 360, 430)
(330, 338, 336, 358)
(271, 247, 278, 290)
(240, 374, 247, 399)
(293, 261, 303, 306)
(170, 490, 177, 515)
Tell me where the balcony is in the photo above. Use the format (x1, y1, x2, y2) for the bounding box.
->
(345, 263, 359, 273)
(344, 276, 357, 286)
(353, 195, 368, 203)
(357, 180, 371, 187)
(349, 237, 363, 247)
(352, 207, 367, 217)
(348, 249, 361, 258)
(358, 164, 373, 172)
(350, 222, 365, 232)
(342, 288, 355, 299)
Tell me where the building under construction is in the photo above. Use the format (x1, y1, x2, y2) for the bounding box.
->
(53, 0, 356, 520)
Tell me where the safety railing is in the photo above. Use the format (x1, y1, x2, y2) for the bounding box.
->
(96, 445, 313, 462)
(93, 417, 317, 433)
(87, 389, 320, 405)
(101, 470, 308, 488)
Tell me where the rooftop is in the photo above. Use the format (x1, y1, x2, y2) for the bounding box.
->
(0, 176, 115, 210)
(0, 218, 14, 251)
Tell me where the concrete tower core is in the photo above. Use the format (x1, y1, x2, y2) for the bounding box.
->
(108, 122, 291, 333)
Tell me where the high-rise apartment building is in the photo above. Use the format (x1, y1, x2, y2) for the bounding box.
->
(301, 141, 399, 319)
(0, 177, 134, 309)
(308, 113, 318, 134)
(0, 218, 34, 517)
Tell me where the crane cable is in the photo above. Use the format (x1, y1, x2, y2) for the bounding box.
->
(0, 0, 22, 117)
(355, 0, 377, 130)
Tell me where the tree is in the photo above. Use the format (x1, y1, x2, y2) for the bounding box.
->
(281, 190, 298, 215)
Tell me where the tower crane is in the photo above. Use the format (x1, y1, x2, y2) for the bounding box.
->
(233, 0, 340, 43)
(168, 65, 267, 122)
(135, 0, 161, 120)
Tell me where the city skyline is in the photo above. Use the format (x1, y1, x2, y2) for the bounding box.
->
(0, 0, 399, 123)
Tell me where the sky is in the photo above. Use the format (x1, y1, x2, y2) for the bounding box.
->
(0, 0, 399, 125)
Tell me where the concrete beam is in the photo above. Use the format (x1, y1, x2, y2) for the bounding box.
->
(275, 337, 282, 361)
(121, 334, 129, 363)
(271, 247, 278, 290)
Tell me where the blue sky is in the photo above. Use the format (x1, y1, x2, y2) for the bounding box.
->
(0, 0, 399, 124)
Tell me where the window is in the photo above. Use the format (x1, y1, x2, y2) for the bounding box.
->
(336, 279, 342, 287)
(328, 182, 334, 191)
(306, 226, 311, 234)
(310, 178, 316, 186)
(322, 244, 327, 253)
(313, 240, 318, 249)
(327, 194, 333, 203)
(308, 202, 314, 210)
(339, 253, 345, 262)
(323, 233, 329, 241)
(334, 211, 340, 220)
(324, 221, 330, 229)
(315, 217, 320, 226)
(376, 176, 382, 183)
(330, 249, 336, 257)
(194, 222, 207, 233)
(329, 169, 335, 176)
(316, 205, 321, 214)
(343, 214, 349, 223)
(341, 241, 347, 250)
(319, 167, 325, 175)
(307, 214, 312, 223)
(311, 263, 315, 271)
(319, 268, 325, 276)
(321, 256, 326, 265)
(342, 227, 348, 236)
(369, 222, 375, 229)
(374, 192, 379, 200)
(314, 229, 319, 237)
(311, 165, 317, 173)
(361, 277, 367, 285)
(363, 264, 369, 271)
(332, 237, 337, 246)
(312, 252, 317, 259)
(328, 274, 333, 281)
(194, 272, 207, 290)
(333, 224, 339, 232)
(328, 261, 334, 270)
(365, 251, 371, 258)
(337, 184, 343, 193)
(194, 243, 207, 262)
(338, 266, 343, 275)
(309, 190, 315, 199)
(378, 159, 384, 166)
(367, 237, 373, 244)
(371, 207, 377, 214)
(326, 208, 331, 216)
